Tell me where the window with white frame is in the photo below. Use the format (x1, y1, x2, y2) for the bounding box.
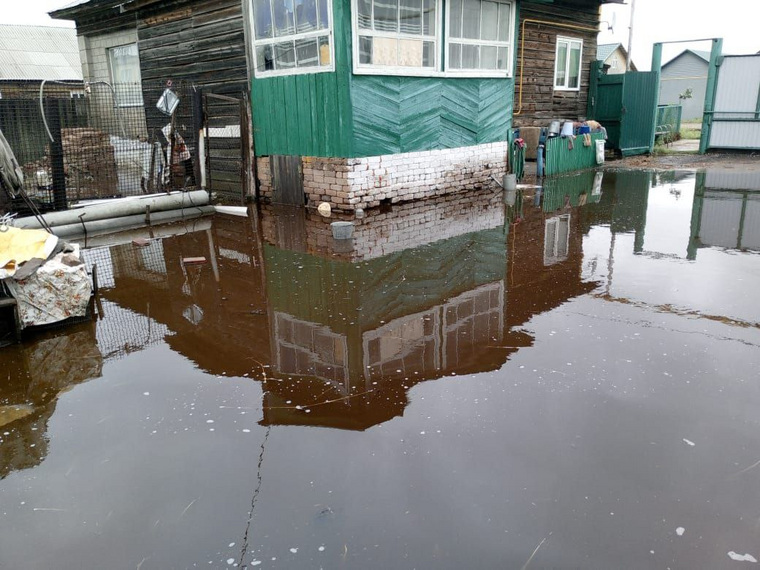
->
(446, 0, 513, 74)
(108, 43, 143, 106)
(354, 0, 439, 72)
(251, 0, 334, 77)
(554, 36, 582, 90)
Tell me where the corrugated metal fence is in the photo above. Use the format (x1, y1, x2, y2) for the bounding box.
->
(545, 133, 604, 177)
(707, 55, 760, 150)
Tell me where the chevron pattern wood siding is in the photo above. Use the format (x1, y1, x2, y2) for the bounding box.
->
(352, 77, 514, 157)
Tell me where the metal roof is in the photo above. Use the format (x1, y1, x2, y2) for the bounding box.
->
(663, 49, 713, 68)
(597, 43, 621, 63)
(0, 24, 82, 82)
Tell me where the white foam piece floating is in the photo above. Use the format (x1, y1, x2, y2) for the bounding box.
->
(728, 551, 758, 563)
(676, 527, 685, 536)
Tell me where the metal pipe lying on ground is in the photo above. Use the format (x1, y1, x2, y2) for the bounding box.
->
(41, 206, 215, 239)
(14, 190, 210, 230)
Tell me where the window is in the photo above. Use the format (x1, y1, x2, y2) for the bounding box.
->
(544, 214, 570, 266)
(353, 0, 439, 74)
(251, 0, 334, 77)
(107, 43, 143, 106)
(445, 0, 513, 75)
(554, 37, 582, 90)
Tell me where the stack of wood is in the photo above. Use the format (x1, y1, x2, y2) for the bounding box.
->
(61, 128, 118, 200)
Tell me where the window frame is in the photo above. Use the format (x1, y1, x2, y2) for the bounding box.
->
(554, 36, 583, 91)
(443, 0, 515, 78)
(249, 0, 337, 79)
(107, 43, 144, 107)
(351, 0, 443, 77)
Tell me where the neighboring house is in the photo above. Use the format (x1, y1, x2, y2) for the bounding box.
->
(53, 0, 620, 211)
(659, 49, 710, 120)
(0, 24, 83, 99)
(596, 42, 635, 74)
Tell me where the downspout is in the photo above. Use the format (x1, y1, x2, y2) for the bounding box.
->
(515, 18, 601, 116)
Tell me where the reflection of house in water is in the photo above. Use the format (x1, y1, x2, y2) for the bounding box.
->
(0, 324, 102, 479)
(262, 186, 596, 430)
(690, 171, 760, 257)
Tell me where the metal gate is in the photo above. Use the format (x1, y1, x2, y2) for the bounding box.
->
(707, 55, 760, 150)
(589, 70, 659, 157)
(202, 91, 253, 203)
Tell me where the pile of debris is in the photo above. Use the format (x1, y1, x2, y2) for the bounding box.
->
(61, 128, 119, 200)
(1, 222, 92, 344)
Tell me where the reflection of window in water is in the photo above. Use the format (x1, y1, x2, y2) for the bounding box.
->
(362, 282, 504, 380)
(274, 312, 349, 393)
(544, 214, 570, 266)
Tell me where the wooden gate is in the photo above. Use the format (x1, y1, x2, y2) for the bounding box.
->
(589, 69, 659, 156)
(202, 91, 253, 204)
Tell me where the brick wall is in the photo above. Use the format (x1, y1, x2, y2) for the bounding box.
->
(260, 187, 505, 262)
(257, 141, 509, 212)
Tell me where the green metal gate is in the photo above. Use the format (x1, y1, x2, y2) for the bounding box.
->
(589, 67, 659, 157)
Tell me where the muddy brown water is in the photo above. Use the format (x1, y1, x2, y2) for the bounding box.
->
(1, 169, 759, 569)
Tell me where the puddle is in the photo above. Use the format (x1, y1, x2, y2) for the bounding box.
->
(1, 169, 759, 569)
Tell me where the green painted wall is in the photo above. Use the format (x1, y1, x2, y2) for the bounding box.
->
(351, 76, 514, 156)
(251, 0, 517, 158)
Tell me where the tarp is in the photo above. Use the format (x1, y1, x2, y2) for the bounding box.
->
(0, 226, 59, 279)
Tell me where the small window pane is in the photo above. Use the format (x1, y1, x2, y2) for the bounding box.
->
(497, 46, 507, 69)
(497, 2, 511, 42)
(481, 1, 498, 41)
(319, 36, 331, 65)
(359, 35, 373, 63)
(400, 0, 422, 35)
(273, 0, 295, 36)
(318, 0, 330, 29)
(462, 44, 479, 68)
(462, 0, 481, 40)
(481, 45, 497, 69)
(296, 38, 319, 67)
(357, 0, 372, 29)
(254, 0, 273, 39)
(556, 41, 568, 86)
(274, 41, 296, 69)
(422, 41, 435, 67)
(449, 0, 462, 39)
(295, 0, 318, 32)
(256, 45, 275, 71)
(423, 0, 435, 35)
(108, 44, 143, 106)
(374, 0, 399, 32)
(449, 43, 462, 69)
(568, 44, 581, 88)
(398, 38, 423, 66)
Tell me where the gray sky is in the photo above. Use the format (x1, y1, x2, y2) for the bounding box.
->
(6, 0, 759, 68)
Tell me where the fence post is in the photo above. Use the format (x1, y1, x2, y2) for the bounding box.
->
(192, 87, 204, 192)
(45, 99, 67, 211)
(699, 38, 723, 155)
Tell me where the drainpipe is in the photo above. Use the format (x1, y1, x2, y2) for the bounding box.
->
(515, 19, 601, 116)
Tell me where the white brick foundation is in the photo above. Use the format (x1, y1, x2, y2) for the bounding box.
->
(257, 141, 508, 212)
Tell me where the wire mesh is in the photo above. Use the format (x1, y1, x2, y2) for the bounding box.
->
(0, 80, 203, 212)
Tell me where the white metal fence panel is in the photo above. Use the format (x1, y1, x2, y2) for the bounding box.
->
(709, 55, 760, 149)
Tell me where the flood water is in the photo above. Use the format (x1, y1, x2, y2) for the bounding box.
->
(1, 168, 760, 569)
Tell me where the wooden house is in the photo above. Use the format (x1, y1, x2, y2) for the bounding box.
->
(52, 0, 620, 211)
